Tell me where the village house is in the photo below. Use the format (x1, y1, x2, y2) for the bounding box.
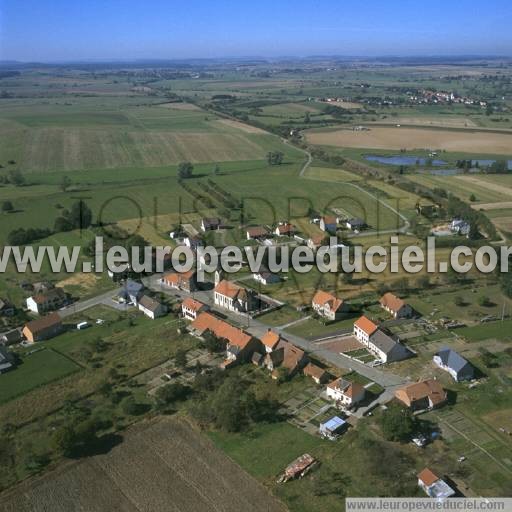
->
(138, 295, 167, 319)
(395, 379, 447, 411)
(160, 270, 197, 292)
(353, 315, 379, 345)
(26, 287, 69, 315)
(253, 269, 281, 285)
(307, 234, 326, 250)
(319, 216, 337, 233)
(118, 279, 144, 304)
(417, 468, 456, 499)
(353, 316, 411, 363)
(326, 377, 365, 408)
(181, 297, 208, 321)
(303, 363, 329, 384)
(22, 312, 63, 343)
(0, 299, 15, 317)
(260, 329, 282, 353)
(433, 348, 474, 382)
(379, 292, 412, 319)
(184, 235, 203, 250)
(188, 312, 260, 367)
(312, 290, 348, 321)
(274, 223, 296, 237)
(200, 217, 221, 232)
(345, 217, 366, 231)
(264, 339, 308, 379)
(0, 346, 15, 374)
(214, 279, 257, 313)
(246, 226, 269, 240)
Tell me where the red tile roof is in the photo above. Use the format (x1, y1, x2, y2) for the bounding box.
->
(380, 292, 407, 312)
(181, 297, 205, 312)
(190, 312, 252, 349)
(303, 363, 327, 380)
(396, 379, 447, 407)
(23, 312, 62, 335)
(214, 280, 248, 300)
(354, 315, 379, 336)
(246, 226, 268, 238)
(312, 290, 344, 313)
(261, 330, 281, 350)
(418, 468, 439, 487)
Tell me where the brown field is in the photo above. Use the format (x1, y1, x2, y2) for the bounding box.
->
(489, 216, 512, 232)
(305, 126, 512, 154)
(371, 116, 478, 128)
(456, 175, 512, 197)
(473, 201, 512, 210)
(57, 272, 101, 291)
(0, 417, 287, 512)
(215, 118, 266, 134)
(159, 102, 202, 111)
(320, 100, 362, 109)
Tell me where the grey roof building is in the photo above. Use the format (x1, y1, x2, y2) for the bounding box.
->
(0, 346, 15, 374)
(434, 348, 474, 381)
(368, 329, 411, 363)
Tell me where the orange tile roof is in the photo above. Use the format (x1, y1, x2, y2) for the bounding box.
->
(181, 297, 205, 312)
(354, 315, 379, 336)
(418, 468, 439, 487)
(261, 330, 281, 349)
(309, 234, 326, 245)
(23, 312, 62, 335)
(276, 340, 305, 371)
(397, 379, 447, 406)
(190, 312, 252, 349)
(322, 216, 337, 224)
(246, 226, 268, 238)
(303, 363, 326, 379)
(214, 279, 246, 300)
(327, 377, 364, 398)
(277, 223, 295, 234)
(162, 270, 195, 284)
(345, 382, 365, 399)
(312, 290, 344, 313)
(380, 292, 406, 312)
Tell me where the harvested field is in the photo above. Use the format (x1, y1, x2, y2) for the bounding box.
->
(471, 201, 512, 210)
(489, 216, 512, 232)
(456, 175, 512, 197)
(305, 126, 512, 154)
(0, 417, 287, 512)
(159, 102, 202, 110)
(372, 116, 478, 128)
(215, 118, 266, 133)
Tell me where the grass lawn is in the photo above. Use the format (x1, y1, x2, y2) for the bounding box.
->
(258, 306, 304, 327)
(0, 348, 80, 404)
(287, 315, 357, 338)
(457, 319, 512, 342)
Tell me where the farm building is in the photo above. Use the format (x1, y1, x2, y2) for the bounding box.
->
(451, 219, 470, 236)
(160, 270, 197, 292)
(0, 346, 15, 374)
(307, 234, 326, 250)
(319, 416, 347, 440)
(26, 287, 69, 314)
(326, 377, 365, 407)
(379, 292, 412, 319)
(319, 216, 337, 233)
(312, 290, 348, 320)
(253, 270, 281, 285)
(264, 340, 308, 379)
(118, 280, 144, 304)
(181, 297, 208, 321)
(0, 328, 22, 346)
(22, 313, 63, 343)
(138, 295, 167, 319)
(246, 226, 270, 240)
(353, 315, 379, 344)
(0, 298, 15, 317)
(395, 379, 447, 411)
(303, 363, 329, 384)
(274, 223, 296, 236)
(201, 217, 221, 231)
(345, 218, 366, 231)
(214, 280, 257, 313)
(433, 348, 474, 382)
(417, 468, 456, 499)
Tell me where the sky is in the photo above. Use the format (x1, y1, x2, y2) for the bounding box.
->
(0, 0, 511, 62)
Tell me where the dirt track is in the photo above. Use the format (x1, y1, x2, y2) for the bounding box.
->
(0, 417, 287, 512)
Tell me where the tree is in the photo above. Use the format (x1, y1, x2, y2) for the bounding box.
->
(1, 200, 13, 212)
(202, 332, 225, 353)
(174, 348, 188, 368)
(8, 169, 24, 186)
(54, 215, 73, 232)
(415, 275, 430, 290)
(266, 151, 284, 166)
(60, 175, 72, 192)
(378, 403, 417, 442)
(69, 200, 93, 229)
(469, 193, 477, 202)
(154, 382, 191, 408)
(121, 395, 143, 416)
(478, 296, 492, 307)
(178, 162, 194, 179)
(212, 164, 220, 175)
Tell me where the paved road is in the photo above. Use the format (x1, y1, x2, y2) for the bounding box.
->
(58, 287, 123, 318)
(142, 274, 407, 390)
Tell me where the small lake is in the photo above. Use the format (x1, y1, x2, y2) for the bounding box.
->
(364, 155, 447, 166)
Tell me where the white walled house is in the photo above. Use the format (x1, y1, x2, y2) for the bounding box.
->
(326, 378, 365, 407)
(138, 295, 167, 319)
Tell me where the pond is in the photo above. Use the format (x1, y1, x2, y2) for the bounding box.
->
(364, 155, 447, 166)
